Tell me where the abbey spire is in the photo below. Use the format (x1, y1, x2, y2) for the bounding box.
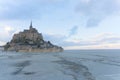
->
(30, 21, 33, 29)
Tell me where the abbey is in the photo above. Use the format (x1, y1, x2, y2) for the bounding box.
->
(4, 22, 63, 52)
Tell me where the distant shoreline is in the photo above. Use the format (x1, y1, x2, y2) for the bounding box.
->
(65, 49, 120, 51)
(0, 46, 4, 51)
(0, 46, 3, 47)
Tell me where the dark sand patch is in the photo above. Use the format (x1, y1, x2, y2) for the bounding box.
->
(12, 60, 31, 75)
(23, 72, 36, 75)
(53, 56, 96, 80)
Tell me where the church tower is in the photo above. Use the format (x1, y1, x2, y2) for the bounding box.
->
(30, 21, 33, 29)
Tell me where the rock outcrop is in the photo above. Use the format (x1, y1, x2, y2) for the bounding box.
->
(4, 22, 63, 52)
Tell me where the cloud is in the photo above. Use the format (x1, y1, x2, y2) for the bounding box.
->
(80, 0, 91, 3)
(76, 0, 120, 27)
(63, 33, 120, 49)
(68, 26, 78, 37)
(0, 41, 6, 46)
(92, 33, 120, 43)
(0, 0, 65, 20)
(43, 31, 120, 49)
(0, 26, 16, 42)
(64, 43, 120, 50)
(42, 30, 120, 49)
(42, 25, 79, 46)
(43, 33, 66, 45)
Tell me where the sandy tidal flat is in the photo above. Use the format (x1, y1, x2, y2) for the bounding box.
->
(0, 50, 120, 80)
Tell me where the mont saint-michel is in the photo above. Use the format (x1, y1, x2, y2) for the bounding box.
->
(4, 22, 63, 52)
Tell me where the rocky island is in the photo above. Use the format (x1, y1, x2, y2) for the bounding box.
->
(4, 22, 63, 52)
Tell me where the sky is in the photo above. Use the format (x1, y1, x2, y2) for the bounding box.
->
(0, 0, 120, 50)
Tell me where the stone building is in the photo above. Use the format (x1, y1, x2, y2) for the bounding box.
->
(4, 22, 63, 52)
